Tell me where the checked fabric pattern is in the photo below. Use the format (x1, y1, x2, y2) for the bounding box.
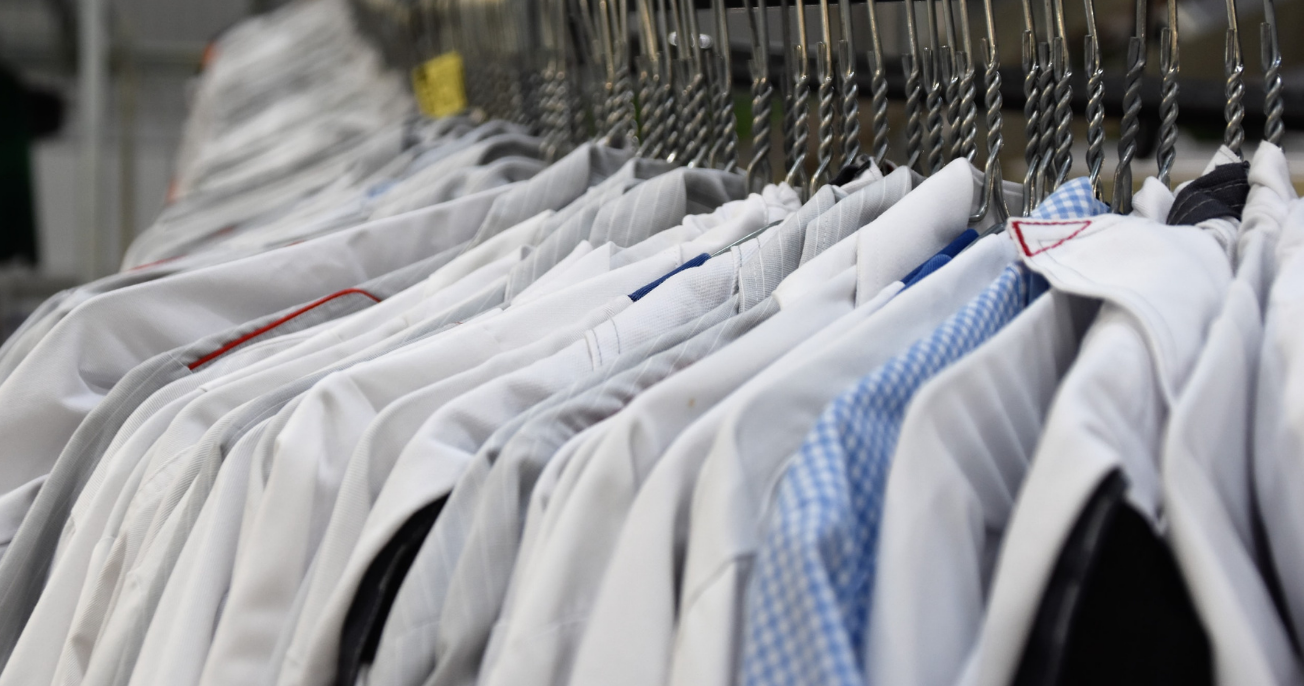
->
(1029, 177, 1110, 221)
(739, 265, 1034, 686)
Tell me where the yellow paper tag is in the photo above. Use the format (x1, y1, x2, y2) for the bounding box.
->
(412, 51, 467, 118)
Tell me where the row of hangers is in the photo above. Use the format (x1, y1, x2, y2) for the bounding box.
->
(349, 0, 1288, 219)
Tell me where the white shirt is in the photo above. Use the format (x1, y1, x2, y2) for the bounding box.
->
(0, 309, 375, 686)
(959, 211, 1234, 686)
(272, 222, 778, 686)
(1252, 143, 1304, 653)
(126, 410, 275, 686)
(17, 214, 549, 686)
(864, 288, 1097, 686)
(1164, 211, 1302, 684)
(481, 168, 920, 686)
(668, 234, 1015, 686)
(556, 266, 860, 686)
(203, 238, 727, 686)
(0, 183, 511, 543)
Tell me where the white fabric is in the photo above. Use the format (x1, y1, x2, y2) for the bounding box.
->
(562, 267, 859, 686)
(667, 235, 1015, 686)
(0, 314, 360, 686)
(480, 170, 915, 686)
(960, 212, 1234, 686)
(126, 412, 274, 686)
(274, 224, 775, 686)
(0, 184, 511, 544)
(207, 238, 724, 686)
(1164, 219, 1302, 684)
(1252, 143, 1304, 653)
(18, 210, 548, 686)
(864, 289, 1097, 686)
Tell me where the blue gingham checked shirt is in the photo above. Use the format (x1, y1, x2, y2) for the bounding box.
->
(1029, 176, 1110, 220)
(737, 178, 1107, 686)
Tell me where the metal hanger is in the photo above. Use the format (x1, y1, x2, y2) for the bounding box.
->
(1224, 0, 1246, 157)
(950, 0, 978, 163)
(1018, 0, 1040, 215)
(922, 0, 945, 173)
(1262, 0, 1284, 147)
(1033, 0, 1055, 200)
(634, 0, 665, 156)
(903, 0, 925, 172)
(679, 0, 715, 166)
(1047, 0, 1072, 190)
(939, 0, 961, 163)
(710, 0, 740, 170)
(1110, 0, 1145, 213)
(1157, 0, 1179, 186)
(775, 0, 792, 174)
(812, 0, 837, 189)
(970, 0, 1010, 226)
(1082, 0, 1105, 199)
(783, 0, 811, 196)
(743, 0, 775, 189)
(837, 0, 862, 172)
(865, 0, 890, 163)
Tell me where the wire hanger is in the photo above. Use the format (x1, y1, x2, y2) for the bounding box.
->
(1110, 0, 1145, 213)
(1262, 0, 1284, 147)
(811, 0, 837, 189)
(710, 0, 741, 170)
(1224, 0, 1246, 158)
(782, 0, 812, 197)
(1018, 0, 1040, 215)
(902, 0, 926, 172)
(864, 0, 890, 164)
(743, 0, 775, 190)
(1082, 0, 1105, 199)
(922, 0, 945, 174)
(1157, 0, 1180, 187)
(837, 0, 863, 174)
(968, 0, 1010, 225)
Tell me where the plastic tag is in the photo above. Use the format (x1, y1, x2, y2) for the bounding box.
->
(412, 52, 467, 118)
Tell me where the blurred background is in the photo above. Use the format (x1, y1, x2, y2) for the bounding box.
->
(0, 0, 288, 338)
(1, 0, 1302, 340)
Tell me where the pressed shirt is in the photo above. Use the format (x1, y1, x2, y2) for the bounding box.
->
(741, 265, 1037, 686)
(267, 217, 779, 686)
(668, 235, 1016, 686)
(196, 240, 722, 686)
(478, 166, 919, 686)
(860, 176, 1109, 686)
(960, 211, 1234, 686)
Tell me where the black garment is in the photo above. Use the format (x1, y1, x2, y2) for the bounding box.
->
(1013, 470, 1212, 686)
(336, 496, 447, 686)
(831, 154, 877, 186)
(1167, 161, 1251, 226)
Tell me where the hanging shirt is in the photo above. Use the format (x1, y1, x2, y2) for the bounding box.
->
(660, 158, 998, 686)
(323, 221, 782, 686)
(0, 181, 515, 677)
(1162, 143, 1303, 686)
(378, 171, 918, 686)
(142, 243, 726, 686)
(1251, 144, 1304, 654)
(477, 166, 918, 686)
(741, 263, 1039, 686)
(958, 208, 1234, 686)
(0, 241, 459, 602)
(861, 177, 1109, 686)
(261, 194, 786, 686)
(5, 210, 552, 686)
